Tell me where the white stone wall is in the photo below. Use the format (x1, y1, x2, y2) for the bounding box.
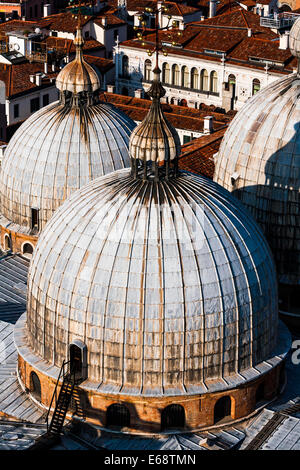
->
(6, 85, 59, 126)
(115, 45, 288, 110)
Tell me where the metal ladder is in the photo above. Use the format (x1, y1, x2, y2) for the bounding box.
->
(46, 360, 76, 436)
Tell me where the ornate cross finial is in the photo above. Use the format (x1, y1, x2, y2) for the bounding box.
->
(134, 1, 183, 71)
(129, 1, 182, 182)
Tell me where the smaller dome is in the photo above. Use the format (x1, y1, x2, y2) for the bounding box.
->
(56, 27, 100, 94)
(289, 17, 300, 58)
(129, 67, 181, 162)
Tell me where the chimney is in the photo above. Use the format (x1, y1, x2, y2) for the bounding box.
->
(44, 62, 48, 74)
(35, 73, 42, 86)
(279, 31, 289, 50)
(134, 88, 143, 99)
(203, 116, 213, 134)
(102, 17, 107, 27)
(248, 28, 252, 37)
(29, 74, 35, 83)
(43, 3, 51, 17)
(209, 0, 217, 18)
(107, 84, 115, 93)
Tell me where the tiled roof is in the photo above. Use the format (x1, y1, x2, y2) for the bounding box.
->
(94, 13, 126, 28)
(45, 36, 105, 54)
(84, 55, 114, 73)
(0, 61, 58, 98)
(0, 19, 40, 35)
(163, 2, 200, 16)
(100, 92, 232, 132)
(120, 9, 295, 74)
(178, 128, 227, 178)
(39, 12, 93, 33)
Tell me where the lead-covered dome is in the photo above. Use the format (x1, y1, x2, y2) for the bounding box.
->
(214, 71, 300, 286)
(26, 168, 278, 394)
(0, 99, 136, 232)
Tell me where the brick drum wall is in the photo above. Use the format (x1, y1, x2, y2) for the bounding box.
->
(0, 226, 37, 254)
(18, 354, 284, 433)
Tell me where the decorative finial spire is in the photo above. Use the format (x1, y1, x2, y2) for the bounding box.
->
(129, 1, 181, 182)
(56, 0, 101, 105)
(289, 17, 300, 76)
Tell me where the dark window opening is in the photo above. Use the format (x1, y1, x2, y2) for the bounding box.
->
(30, 371, 41, 401)
(214, 396, 231, 424)
(43, 94, 49, 107)
(23, 243, 33, 257)
(52, 31, 58, 37)
(14, 104, 19, 119)
(4, 235, 11, 251)
(34, 5, 38, 17)
(30, 97, 40, 113)
(122, 87, 128, 96)
(107, 404, 130, 428)
(161, 404, 185, 431)
(256, 383, 265, 404)
(70, 344, 82, 375)
(30, 7, 33, 18)
(31, 208, 39, 231)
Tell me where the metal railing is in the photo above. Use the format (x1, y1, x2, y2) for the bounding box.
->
(260, 12, 300, 29)
(143, 79, 219, 96)
(45, 359, 71, 432)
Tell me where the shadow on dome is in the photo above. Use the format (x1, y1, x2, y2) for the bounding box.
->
(231, 122, 300, 333)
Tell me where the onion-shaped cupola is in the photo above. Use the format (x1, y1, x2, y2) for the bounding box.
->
(0, 19, 136, 253)
(56, 24, 101, 105)
(129, 67, 181, 181)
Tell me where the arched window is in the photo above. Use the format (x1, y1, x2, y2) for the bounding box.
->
(30, 372, 41, 401)
(122, 87, 128, 96)
(210, 71, 218, 93)
(181, 66, 189, 88)
(4, 234, 11, 251)
(107, 404, 130, 428)
(172, 64, 180, 86)
(256, 383, 265, 404)
(122, 55, 129, 78)
(200, 69, 209, 91)
(191, 67, 199, 90)
(162, 62, 170, 84)
(252, 78, 260, 95)
(144, 59, 152, 81)
(214, 396, 231, 424)
(170, 97, 175, 105)
(228, 74, 236, 91)
(23, 243, 33, 258)
(161, 404, 185, 431)
(69, 340, 87, 380)
(180, 99, 187, 107)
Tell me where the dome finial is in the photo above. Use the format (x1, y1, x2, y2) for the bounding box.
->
(129, 1, 181, 181)
(289, 17, 300, 75)
(56, 0, 101, 104)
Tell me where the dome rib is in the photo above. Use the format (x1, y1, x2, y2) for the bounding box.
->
(0, 101, 136, 233)
(26, 169, 278, 394)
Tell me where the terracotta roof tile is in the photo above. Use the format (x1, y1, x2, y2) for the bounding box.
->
(179, 128, 227, 178)
(0, 61, 58, 98)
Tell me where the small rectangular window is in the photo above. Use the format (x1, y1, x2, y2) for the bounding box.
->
(43, 94, 49, 107)
(31, 208, 39, 231)
(30, 97, 40, 113)
(13, 103, 19, 118)
(51, 31, 58, 37)
(183, 135, 191, 144)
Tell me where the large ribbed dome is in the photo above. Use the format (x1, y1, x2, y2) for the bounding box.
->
(0, 99, 136, 232)
(214, 72, 300, 286)
(26, 168, 278, 395)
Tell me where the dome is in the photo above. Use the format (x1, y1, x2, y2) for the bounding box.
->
(0, 99, 136, 232)
(289, 17, 300, 59)
(214, 71, 300, 286)
(56, 28, 100, 94)
(26, 168, 278, 395)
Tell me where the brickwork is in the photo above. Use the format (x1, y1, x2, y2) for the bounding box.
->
(0, 225, 37, 254)
(18, 354, 284, 433)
